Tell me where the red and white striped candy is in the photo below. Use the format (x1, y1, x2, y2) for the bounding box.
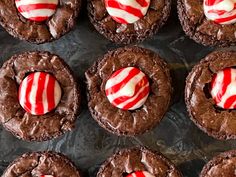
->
(126, 171, 155, 177)
(18, 72, 62, 115)
(211, 68, 236, 109)
(204, 0, 236, 24)
(105, 67, 150, 110)
(15, 0, 58, 22)
(105, 0, 150, 24)
(41, 175, 54, 177)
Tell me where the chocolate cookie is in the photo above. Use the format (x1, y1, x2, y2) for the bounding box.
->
(185, 51, 236, 140)
(177, 0, 236, 47)
(97, 147, 182, 177)
(0, 0, 81, 44)
(0, 51, 80, 141)
(2, 151, 81, 177)
(200, 150, 236, 177)
(87, 0, 171, 44)
(85, 46, 172, 136)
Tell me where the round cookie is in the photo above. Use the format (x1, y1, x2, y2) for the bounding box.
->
(85, 46, 172, 136)
(97, 147, 182, 177)
(200, 150, 236, 177)
(87, 0, 171, 44)
(2, 151, 81, 177)
(0, 51, 80, 141)
(177, 0, 236, 47)
(185, 50, 236, 140)
(0, 0, 81, 44)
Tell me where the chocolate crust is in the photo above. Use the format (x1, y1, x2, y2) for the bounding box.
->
(177, 0, 236, 47)
(0, 0, 81, 44)
(87, 0, 171, 44)
(85, 46, 172, 136)
(97, 147, 183, 177)
(185, 51, 236, 140)
(2, 151, 81, 177)
(200, 150, 236, 177)
(0, 51, 80, 141)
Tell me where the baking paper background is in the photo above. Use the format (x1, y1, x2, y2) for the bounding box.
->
(0, 3, 236, 177)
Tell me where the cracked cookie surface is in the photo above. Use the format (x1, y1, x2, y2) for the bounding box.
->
(177, 0, 236, 47)
(97, 147, 182, 177)
(0, 51, 80, 141)
(185, 51, 236, 140)
(85, 46, 172, 136)
(2, 151, 81, 177)
(87, 0, 171, 44)
(0, 0, 81, 44)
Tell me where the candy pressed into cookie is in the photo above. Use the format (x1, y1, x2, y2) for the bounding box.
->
(0, 51, 80, 141)
(85, 46, 172, 136)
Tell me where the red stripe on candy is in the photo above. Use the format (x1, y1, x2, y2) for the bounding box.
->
(47, 75, 56, 111)
(211, 68, 236, 109)
(136, 0, 149, 7)
(106, 68, 140, 96)
(29, 16, 50, 22)
(105, 67, 150, 110)
(111, 68, 124, 78)
(219, 68, 232, 102)
(111, 76, 147, 105)
(18, 72, 61, 115)
(122, 85, 149, 109)
(112, 16, 128, 24)
(35, 72, 47, 115)
(208, 9, 227, 15)
(17, 4, 57, 13)
(126, 171, 147, 177)
(135, 171, 146, 177)
(214, 13, 236, 24)
(224, 95, 236, 108)
(106, 0, 144, 18)
(205, 0, 224, 6)
(24, 74, 34, 113)
(15, 0, 58, 22)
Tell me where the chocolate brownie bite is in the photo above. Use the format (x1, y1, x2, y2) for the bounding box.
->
(200, 150, 236, 177)
(0, 51, 80, 141)
(87, 0, 171, 44)
(0, 0, 81, 44)
(2, 151, 81, 177)
(85, 46, 172, 136)
(177, 0, 236, 47)
(97, 147, 182, 177)
(185, 51, 236, 140)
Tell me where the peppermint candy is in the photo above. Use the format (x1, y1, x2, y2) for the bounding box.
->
(211, 68, 236, 109)
(15, 0, 58, 22)
(126, 171, 155, 177)
(41, 175, 54, 177)
(105, 0, 150, 24)
(204, 0, 236, 24)
(18, 72, 62, 115)
(105, 67, 150, 110)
